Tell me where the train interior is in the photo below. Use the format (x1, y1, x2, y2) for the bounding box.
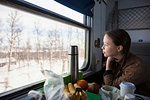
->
(0, 0, 150, 99)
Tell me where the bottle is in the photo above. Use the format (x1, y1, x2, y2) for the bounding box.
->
(68, 45, 78, 83)
(124, 94, 135, 100)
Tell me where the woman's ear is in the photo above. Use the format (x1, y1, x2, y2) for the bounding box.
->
(117, 45, 123, 52)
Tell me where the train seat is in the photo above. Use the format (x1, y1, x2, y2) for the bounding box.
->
(130, 43, 150, 66)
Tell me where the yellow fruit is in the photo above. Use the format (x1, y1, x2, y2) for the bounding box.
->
(68, 83, 75, 94)
(72, 90, 80, 100)
(74, 83, 81, 89)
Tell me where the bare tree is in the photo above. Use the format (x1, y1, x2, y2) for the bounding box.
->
(59, 34, 67, 73)
(41, 42, 46, 69)
(14, 27, 22, 67)
(47, 30, 55, 71)
(0, 19, 4, 45)
(67, 27, 73, 72)
(26, 37, 31, 66)
(33, 21, 42, 64)
(54, 30, 59, 52)
(6, 10, 22, 71)
(67, 27, 72, 47)
(0, 19, 4, 58)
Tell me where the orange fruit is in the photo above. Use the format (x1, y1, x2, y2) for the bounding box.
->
(77, 80, 88, 90)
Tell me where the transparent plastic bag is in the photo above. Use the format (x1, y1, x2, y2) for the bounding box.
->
(28, 90, 43, 100)
(41, 70, 69, 100)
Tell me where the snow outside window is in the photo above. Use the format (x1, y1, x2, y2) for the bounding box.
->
(0, 4, 86, 94)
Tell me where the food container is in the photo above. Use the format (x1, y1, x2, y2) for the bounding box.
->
(120, 81, 136, 97)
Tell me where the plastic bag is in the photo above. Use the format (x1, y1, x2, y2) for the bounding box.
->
(41, 70, 69, 100)
(28, 90, 43, 100)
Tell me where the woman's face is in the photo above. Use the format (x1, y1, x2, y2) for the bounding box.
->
(101, 34, 119, 57)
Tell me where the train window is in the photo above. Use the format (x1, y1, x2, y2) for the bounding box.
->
(25, 0, 84, 23)
(0, 0, 90, 94)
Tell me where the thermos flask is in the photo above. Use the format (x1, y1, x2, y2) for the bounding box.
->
(69, 45, 78, 83)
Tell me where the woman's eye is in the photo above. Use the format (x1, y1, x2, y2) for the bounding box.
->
(104, 44, 108, 46)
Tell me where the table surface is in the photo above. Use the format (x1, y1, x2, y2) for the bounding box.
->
(11, 90, 101, 100)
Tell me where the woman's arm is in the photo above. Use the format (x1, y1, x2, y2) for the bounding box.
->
(106, 57, 114, 70)
(103, 57, 114, 85)
(103, 62, 145, 88)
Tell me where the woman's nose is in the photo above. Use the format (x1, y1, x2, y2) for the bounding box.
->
(101, 45, 104, 49)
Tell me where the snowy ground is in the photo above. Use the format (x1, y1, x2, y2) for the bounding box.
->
(0, 59, 70, 93)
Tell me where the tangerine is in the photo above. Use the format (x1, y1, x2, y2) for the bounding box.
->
(77, 80, 88, 90)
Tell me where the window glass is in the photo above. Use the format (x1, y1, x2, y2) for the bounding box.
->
(25, 0, 84, 23)
(0, 4, 86, 93)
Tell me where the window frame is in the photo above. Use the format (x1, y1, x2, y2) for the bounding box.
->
(0, 0, 91, 99)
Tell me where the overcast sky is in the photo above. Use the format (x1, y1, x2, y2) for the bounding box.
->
(0, 1, 84, 50)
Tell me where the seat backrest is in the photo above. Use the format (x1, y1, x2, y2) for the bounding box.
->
(130, 43, 150, 66)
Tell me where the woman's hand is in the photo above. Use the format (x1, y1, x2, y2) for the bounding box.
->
(106, 57, 114, 70)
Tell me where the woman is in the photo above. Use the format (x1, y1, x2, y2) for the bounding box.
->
(101, 29, 150, 97)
